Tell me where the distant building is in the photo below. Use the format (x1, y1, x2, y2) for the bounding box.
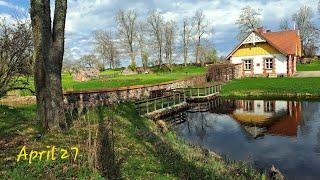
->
(226, 27, 302, 77)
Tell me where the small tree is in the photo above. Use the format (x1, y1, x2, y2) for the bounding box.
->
(79, 54, 103, 70)
(205, 49, 218, 64)
(0, 18, 33, 97)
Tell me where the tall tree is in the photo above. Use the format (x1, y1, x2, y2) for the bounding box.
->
(136, 21, 148, 69)
(148, 10, 164, 67)
(115, 9, 137, 67)
(236, 6, 262, 41)
(30, 0, 67, 131)
(93, 30, 119, 69)
(292, 5, 319, 57)
(279, 18, 290, 31)
(164, 20, 175, 69)
(182, 18, 192, 66)
(193, 10, 209, 65)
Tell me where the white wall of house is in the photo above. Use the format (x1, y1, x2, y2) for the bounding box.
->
(234, 100, 288, 116)
(230, 54, 287, 75)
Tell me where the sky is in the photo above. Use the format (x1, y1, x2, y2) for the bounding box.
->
(1, 0, 319, 66)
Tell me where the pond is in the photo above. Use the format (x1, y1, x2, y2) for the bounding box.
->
(169, 99, 320, 179)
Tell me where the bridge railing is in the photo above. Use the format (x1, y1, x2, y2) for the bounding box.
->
(176, 83, 221, 98)
(135, 91, 185, 115)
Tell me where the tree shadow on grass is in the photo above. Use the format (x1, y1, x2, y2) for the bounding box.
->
(96, 106, 121, 179)
(115, 103, 228, 179)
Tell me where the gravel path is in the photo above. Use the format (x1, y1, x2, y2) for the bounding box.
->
(294, 71, 320, 77)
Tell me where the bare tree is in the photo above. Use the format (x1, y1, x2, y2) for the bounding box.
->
(0, 18, 33, 97)
(182, 18, 192, 66)
(236, 6, 262, 41)
(292, 5, 319, 57)
(115, 9, 137, 67)
(193, 10, 209, 65)
(93, 30, 119, 69)
(164, 20, 175, 69)
(30, 0, 67, 131)
(279, 18, 290, 31)
(148, 10, 164, 67)
(136, 21, 148, 69)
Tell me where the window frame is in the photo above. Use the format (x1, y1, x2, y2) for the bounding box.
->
(264, 58, 274, 70)
(243, 59, 253, 71)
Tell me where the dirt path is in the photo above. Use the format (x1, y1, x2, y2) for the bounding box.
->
(294, 71, 320, 77)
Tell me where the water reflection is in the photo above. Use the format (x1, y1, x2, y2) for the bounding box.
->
(171, 99, 320, 179)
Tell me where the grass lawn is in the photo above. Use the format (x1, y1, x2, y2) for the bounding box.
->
(63, 65, 207, 91)
(221, 77, 320, 98)
(297, 60, 320, 71)
(0, 103, 262, 179)
(14, 65, 206, 95)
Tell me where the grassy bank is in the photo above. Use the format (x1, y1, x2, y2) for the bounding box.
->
(221, 77, 320, 99)
(297, 60, 320, 71)
(1, 103, 262, 179)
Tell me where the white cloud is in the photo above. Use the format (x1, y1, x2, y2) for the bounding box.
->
(2, 0, 320, 66)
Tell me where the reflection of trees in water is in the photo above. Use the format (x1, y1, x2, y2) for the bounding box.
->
(185, 111, 216, 142)
(300, 102, 320, 136)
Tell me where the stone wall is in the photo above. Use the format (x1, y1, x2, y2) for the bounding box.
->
(64, 75, 206, 109)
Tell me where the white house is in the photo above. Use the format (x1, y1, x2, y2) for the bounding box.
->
(226, 27, 302, 77)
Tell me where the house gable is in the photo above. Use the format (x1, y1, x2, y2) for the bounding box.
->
(242, 32, 266, 45)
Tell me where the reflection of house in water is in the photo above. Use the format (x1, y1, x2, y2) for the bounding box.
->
(230, 100, 301, 138)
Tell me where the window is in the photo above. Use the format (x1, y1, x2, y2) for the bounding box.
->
(244, 60, 252, 71)
(244, 100, 254, 111)
(264, 101, 274, 112)
(265, 58, 273, 69)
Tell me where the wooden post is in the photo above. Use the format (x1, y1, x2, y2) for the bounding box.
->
(146, 101, 149, 113)
(154, 99, 156, 111)
(189, 88, 192, 97)
(173, 95, 176, 105)
(219, 84, 222, 92)
(161, 97, 164, 109)
(197, 88, 200, 97)
(178, 93, 181, 103)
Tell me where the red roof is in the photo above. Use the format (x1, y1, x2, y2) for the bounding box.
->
(226, 28, 302, 59)
(255, 28, 302, 56)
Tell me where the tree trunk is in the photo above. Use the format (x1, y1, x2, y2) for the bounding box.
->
(30, 0, 67, 131)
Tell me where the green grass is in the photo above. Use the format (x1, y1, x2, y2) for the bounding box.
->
(1, 103, 262, 179)
(221, 77, 320, 98)
(297, 60, 320, 71)
(13, 65, 206, 95)
(63, 65, 206, 91)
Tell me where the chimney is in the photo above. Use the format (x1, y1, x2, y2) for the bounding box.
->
(256, 27, 264, 33)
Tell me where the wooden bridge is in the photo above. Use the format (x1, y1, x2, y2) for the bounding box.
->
(135, 83, 222, 119)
